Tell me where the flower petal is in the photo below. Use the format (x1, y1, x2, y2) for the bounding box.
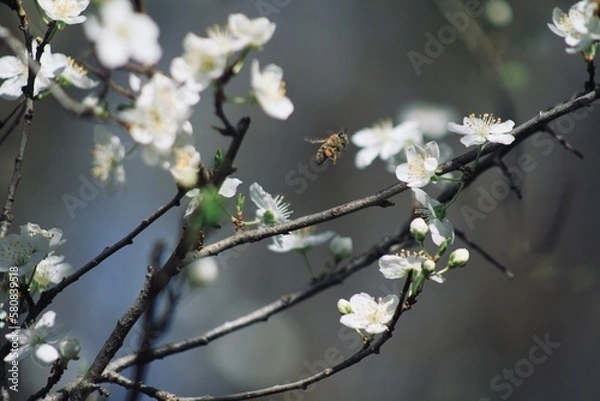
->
(32, 344, 60, 366)
(219, 178, 242, 198)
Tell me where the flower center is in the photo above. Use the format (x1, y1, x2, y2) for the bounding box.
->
(55, 0, 78, 16)
(468, 113, 502, 137)
(174, 148, 192, 169)
(408, 155, 427, 178)
(559, 14, 573, 31)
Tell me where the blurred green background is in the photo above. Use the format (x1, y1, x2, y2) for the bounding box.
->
(1, 0, 599, 400)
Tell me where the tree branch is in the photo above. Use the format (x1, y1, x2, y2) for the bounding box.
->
(44, 76, 600, 401)
(0, 98, 33, 238)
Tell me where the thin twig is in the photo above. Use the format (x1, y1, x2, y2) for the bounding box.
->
(128, 242, 183, 401)
(26, 191, 185, 320)
(213, 51, 250, 136)
(27, 364, 65, 401)
(0, 190, 186, 367)
(0, 98, 33, 238)
(106, 222, 414, 372)
(586, 59, 596, 92)
(13, 0, 33, 44)
(544, 126, 585, 159)
(106, 273, 417, 401)
(494, 157, 522, 199)
(455, 228, 514, 279)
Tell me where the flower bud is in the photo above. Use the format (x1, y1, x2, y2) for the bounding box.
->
(422, 259, 436, 273)
(186, 257, 219, 287)
(329, 236, 353, 261)
(409, 217, 429, 241)
(58, 337, 81, 361)
(448, 248, 469, 268)
(337, 299, 353, 315)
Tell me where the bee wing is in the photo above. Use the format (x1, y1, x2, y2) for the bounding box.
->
(304, 137, 327, 144)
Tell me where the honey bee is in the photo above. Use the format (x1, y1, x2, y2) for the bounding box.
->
(305, 128, 349, 165)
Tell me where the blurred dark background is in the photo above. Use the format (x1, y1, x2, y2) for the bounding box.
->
(1, 0, 599, 400)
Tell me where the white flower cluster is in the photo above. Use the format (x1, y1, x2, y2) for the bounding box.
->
(84, 8, 292, 190)
(548, 0, 600, 55)
(337, 226, 470, 337)
(118, 74, 201, 188)
(0, 223, 70, 289)
(0, 223, 75, 366)
(1, 2, 293, 190)
(343, 104, 517, 338)
(169, 14, 293, 120)
(0, 41, 97, 100)
(0, 0, 98, 99)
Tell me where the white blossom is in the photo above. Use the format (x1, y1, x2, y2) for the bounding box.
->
(339, 293, 398, 334)
(549, 1, 600, 53)
(119, 74, 196, 151)
(395, 141, 440, 188)
(249, 182, 292, 226)
(59, 57, 98, 89)
(351, 120, 422, 169)
(170, 33, 228, 92)
(0, 41, 66, 100)
(168, 145, 201, 188)
(447, 113, 515, 147)
(228, 14, 275, 48)
(250, 59, 294, 120)
(83, 0, 161, 68)
(4, 311, 66, 366)
(379, 251, 426, 279)
(92, 126, 126, 194)
(38, 0, 89, 25)
(32, 254, 71, 291)
(207, 24, 246, 54)
(0, 223, 64, 275)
